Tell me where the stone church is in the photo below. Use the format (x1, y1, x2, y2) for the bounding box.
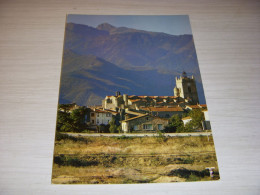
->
(102, 72, 199, 110)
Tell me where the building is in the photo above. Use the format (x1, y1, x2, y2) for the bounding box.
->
(174, 72, 199, 104)
(102, 72, 199, 112)
(182, 109, 211, 131)
(202, 109, 211, 130)
(185, 104, 207, 110)
(90, 109, 113, 125)
(58, 103, 80, 113)
(182, 116, 192, 126)
(139, 106, 184, 118)
(121, 114, 169, 133)
(102, 94, 189, 110)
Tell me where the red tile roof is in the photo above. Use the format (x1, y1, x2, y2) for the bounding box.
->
(186, 104, 208, 109)
(129, 99, 141, 102)
(140, 106, 183, 112)
(187, 105, 201, 109)
(122, 114, 168, 122)
(93, 109, 114, 113)
(122, 114, 148, 122)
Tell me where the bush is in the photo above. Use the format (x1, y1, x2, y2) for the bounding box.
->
(56, 105, 88, 133)
(98, 124, 110, 133)
(164, 114, 184, 133)
(54, 155, 98, 167)
(55, 132, 89, 143)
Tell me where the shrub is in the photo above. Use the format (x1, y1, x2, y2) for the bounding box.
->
(164, 114, 184, 133)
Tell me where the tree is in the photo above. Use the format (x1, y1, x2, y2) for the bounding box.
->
(56, 111, 73, 132)
(56, 105, 88, 133)
(117, 125, 122, 133)
(109, 117, 117, 133)
(184, 109, 205, 131)
(70, 107, 88, 132)
(164, 114, 184, 133)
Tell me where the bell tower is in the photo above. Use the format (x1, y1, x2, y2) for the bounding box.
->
(174, 72, 199, 104)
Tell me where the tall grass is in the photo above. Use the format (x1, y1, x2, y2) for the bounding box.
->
(52, 135, 219, 184)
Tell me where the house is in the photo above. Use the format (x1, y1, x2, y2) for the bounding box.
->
(90, 109, 113, 125)
(185, 104, 207, 111)
(121, 114, 168, 133)
(202, 109, 211, 130)
(58, 103, 80, 113)
(182, 109, 211, 130)
(182, 116, 192, 126)
(139, 106, 184, 118)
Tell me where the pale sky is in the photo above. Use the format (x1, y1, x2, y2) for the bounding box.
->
(67, 15, 192, 35)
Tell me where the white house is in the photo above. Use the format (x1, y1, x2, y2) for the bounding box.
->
(90, 109, 113, 125)
(202, 109, 211, 130)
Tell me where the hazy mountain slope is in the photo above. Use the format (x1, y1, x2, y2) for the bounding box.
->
(59, 51, 176, 106)
(60, 23, 206, 105)
(65, 23, 200, 74)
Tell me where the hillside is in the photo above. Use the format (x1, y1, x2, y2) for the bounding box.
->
(59, 50, 176, 105)
(59, 23, 206, 106)
(65, 23, 200, 74)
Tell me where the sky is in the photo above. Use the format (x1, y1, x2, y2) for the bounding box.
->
(67, 15, 192, 36)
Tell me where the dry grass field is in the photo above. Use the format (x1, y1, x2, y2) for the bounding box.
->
(52, 133, 219, 184)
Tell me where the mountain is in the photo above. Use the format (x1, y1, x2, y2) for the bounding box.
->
(59, 50, 177, 105)
(59, 23, 206, 105)
(65, 23, 200, 75)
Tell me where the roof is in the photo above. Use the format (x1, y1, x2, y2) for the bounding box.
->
(140, 106, 183, 112)
(122, 114, 168, 122)
(122, 114, 148, 122)
(186, 104, 208, 109)
(186, 105, 201, 109)
(182, 116, 191, 120)
(129, 99, 142, 102)
(92, 109, 114, 114)
(128, 95, 178, 99)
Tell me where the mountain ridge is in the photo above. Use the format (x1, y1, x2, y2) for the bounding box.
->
(60, 23, 206, 105)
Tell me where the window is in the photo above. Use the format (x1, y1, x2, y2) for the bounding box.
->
(97, 119, 99, 124)
(158, 124, 163, 130)
(188, 86, 192, 93)
(134, 125, 138, 130)
(91, 113, 94, 117)
(146, 117, 149, 121)
(97, 113, 99, 117)
(106, 113, 111, 117)
(92, 120, 94, 124)
(143, 124, 153, 130)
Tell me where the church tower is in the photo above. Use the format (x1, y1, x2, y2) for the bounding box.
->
(174, 72, 199, 104)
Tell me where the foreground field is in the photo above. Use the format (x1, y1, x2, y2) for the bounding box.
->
(52, 133, 219, 184)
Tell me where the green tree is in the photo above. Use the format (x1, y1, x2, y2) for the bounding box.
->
(164, 114, 184, 133)
(117, 125, 122, 133)
(70, 107, 88, 132)
(56, 111, 73, 132)
(109, 117, 117, 133)
(56, 105, 88, 133)
(184, 109, 205, 131)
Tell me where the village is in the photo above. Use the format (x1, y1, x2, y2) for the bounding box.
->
(57, 72, 211, 134)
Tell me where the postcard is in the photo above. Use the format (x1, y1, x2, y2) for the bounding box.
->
(52, 15, 220, 184)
